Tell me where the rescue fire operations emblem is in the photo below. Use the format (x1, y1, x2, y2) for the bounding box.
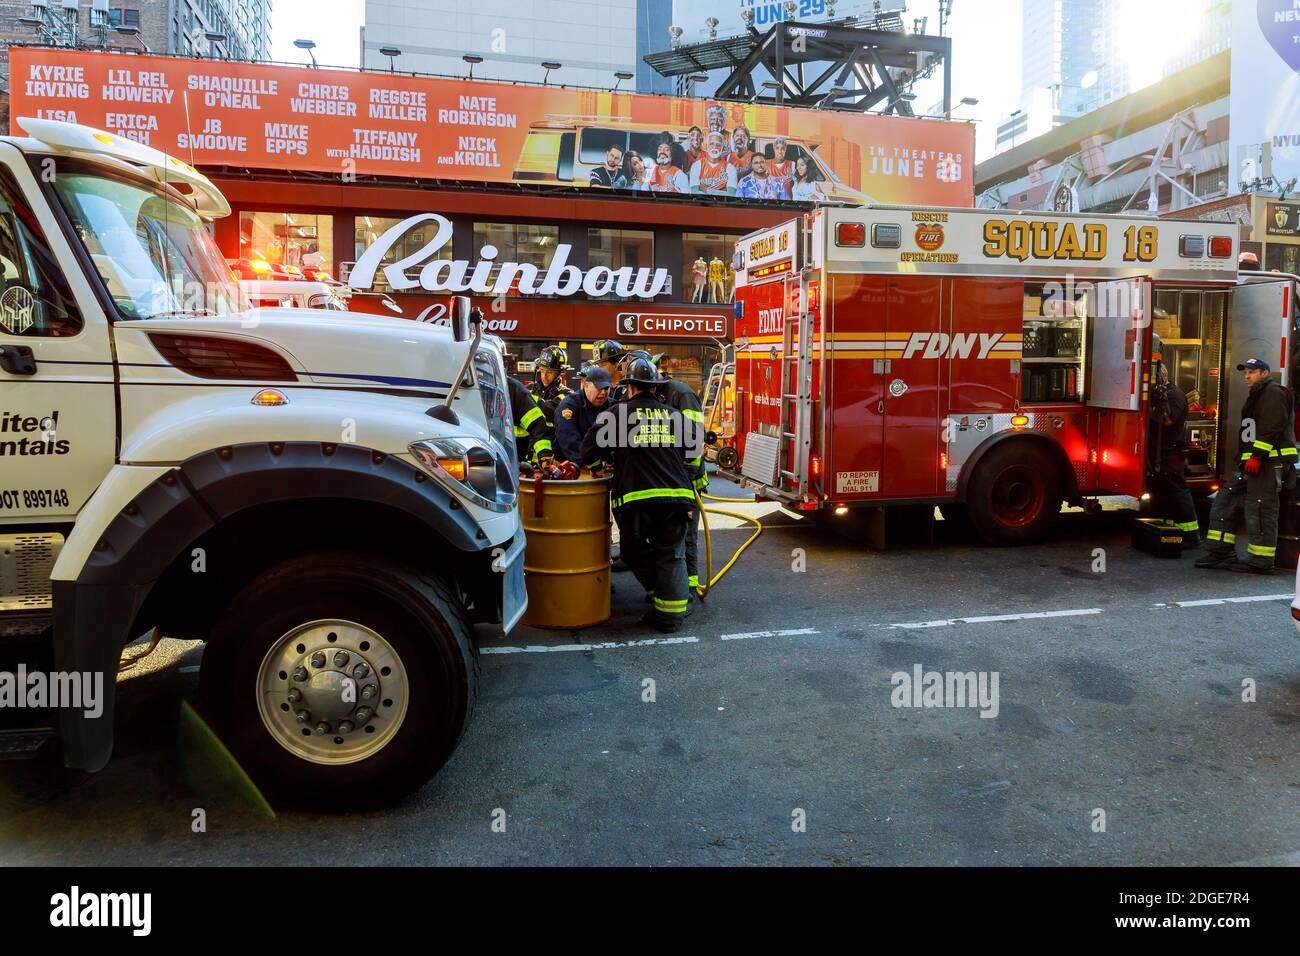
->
(914, 223, 945, 251)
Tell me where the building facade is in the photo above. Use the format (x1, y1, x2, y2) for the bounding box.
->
(361, 0, 638, 89)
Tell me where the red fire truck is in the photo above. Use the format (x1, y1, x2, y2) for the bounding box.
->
(721, 206, 1299, 545)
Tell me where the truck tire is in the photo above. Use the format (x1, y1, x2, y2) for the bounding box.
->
(199, 551, 478, 809)
(966, 442, 1062, 546)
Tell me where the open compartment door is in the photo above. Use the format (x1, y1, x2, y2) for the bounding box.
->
(1087, 276, 1150, 496)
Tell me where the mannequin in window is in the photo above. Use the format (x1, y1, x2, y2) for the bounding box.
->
(708, 255, 725, 303)
(691, 255, 708, 303)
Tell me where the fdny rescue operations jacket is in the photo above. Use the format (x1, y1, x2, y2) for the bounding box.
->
(554, 388, 606, 463)
(1237, 377, 1297, 467)
(657, 376, 709, 492)
(509, 376, 553, 461)
(580, 391, 699, 511)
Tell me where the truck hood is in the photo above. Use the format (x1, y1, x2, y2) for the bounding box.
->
(129, 309, 465, 395)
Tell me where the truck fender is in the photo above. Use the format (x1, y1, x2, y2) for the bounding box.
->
(955, 431, 1080, 504)
(53, 441, 490, 773)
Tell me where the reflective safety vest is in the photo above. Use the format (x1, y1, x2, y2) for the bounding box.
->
(1236, 378, 1297, 465)
(579, 392, 698, 510)
(509, 376, 553, 461)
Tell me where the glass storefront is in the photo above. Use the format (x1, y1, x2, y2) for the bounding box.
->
(239, 211, 333, 276)
(682, 231, 740, 304)
(586, 228, 654, 300)
(354, 215, 449, 292)
(473, 222, 559, 294)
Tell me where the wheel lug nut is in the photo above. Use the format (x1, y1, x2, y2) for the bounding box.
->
(310, 652, 327, 668)
(361, 684, 377, 700)
(352, 662, 370, 680)
(288, 688, 302, 703)
(337, 720, 355, 734)
(293, 667, 308, 682)
(333, 651, 350, 667)
(354, 707, 372, 723)
(295, 710, 310, 724)
(315, 721, 330, 735)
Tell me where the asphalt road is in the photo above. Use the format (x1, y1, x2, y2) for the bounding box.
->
(2, 477, 1298, 866)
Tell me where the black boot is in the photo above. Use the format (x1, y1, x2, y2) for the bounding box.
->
(1193, 549, 1235, 569)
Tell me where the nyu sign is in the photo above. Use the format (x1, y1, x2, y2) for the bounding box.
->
(349, 213, 670, 299)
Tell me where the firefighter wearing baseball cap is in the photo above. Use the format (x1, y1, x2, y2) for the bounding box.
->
(1196, 357, 1297, 573)
(555, 365, 612, 463)
(580, 356, 701, 632)
(530, 345, 572, 425)
(621, 350, 709, 593)
(508, 375, 554, 463)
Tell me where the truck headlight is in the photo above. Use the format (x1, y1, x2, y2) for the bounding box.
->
(409, 438, 517, 513)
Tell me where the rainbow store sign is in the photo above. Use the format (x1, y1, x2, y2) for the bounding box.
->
(349, 213, 671, 299)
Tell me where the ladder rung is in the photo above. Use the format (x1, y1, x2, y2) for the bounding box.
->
(780, 470, 798, 480)
(782, 431, 795, 440)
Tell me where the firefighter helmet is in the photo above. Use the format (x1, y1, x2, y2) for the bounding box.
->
(622, 356, 663, 387)
(535, 345, 568, 371)
(592, 339, 625, 363)
(618, 348, 653, 371)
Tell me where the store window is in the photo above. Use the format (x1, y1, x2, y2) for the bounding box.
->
(353, 215, 448, 291)
(1264, 242, 1300, 275)
(586, 228, 653, 299)
(239, 211, 334, 278)
(473, 222, 559, 294)
(682, 231, 740, 304)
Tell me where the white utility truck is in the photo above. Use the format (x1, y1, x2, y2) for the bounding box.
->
(0, 120, 527, 807)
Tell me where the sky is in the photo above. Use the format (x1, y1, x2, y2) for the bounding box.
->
(271, 0, 365, 69)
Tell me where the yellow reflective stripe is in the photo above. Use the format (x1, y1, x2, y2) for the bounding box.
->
(1223, 532, 1237, 543)
(532, 439, 553, 455)
(514, 426, 528, 437)
(1240, 452, 1254, 461)
(520, 405, 545, 429)
(653, 597, 689, 613)
(1282, 447, 1298, 457)
(1171, 520, 1200, 532)
(693, 474, 710, 490)
(687, 575, 700, 588)
(1206, 529, 1222, 541)
(683, 409, 705, 422)
(614, 487, 697, 508)
(1253, 440, 1275, 451)
(1247, 544, 1276, 556)
(687, 455, 704, 468)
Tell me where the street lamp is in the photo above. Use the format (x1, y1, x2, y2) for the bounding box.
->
(205, 32, 226, 60)
(113, 26, 150, 53)
(685, 73, 709, 97)
(380, 46, 401, 73)
(881, 90, 916, 114)
(463, 54, 483, 80)
(817, 85, 849, 108)
(541, 61, 561, 85)
(613, 70, 634, 91)
(294, 38, 317, 68)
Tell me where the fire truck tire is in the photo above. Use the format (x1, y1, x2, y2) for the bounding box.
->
(200, 551, 478, 810)
(966, 443, 1063, 546)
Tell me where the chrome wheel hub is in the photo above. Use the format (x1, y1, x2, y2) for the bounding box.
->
(256, 619, 408, 765)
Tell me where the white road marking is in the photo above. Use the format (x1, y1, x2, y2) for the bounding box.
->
(1156, 593, 1293, 608)
(720, 627, 820, 641)
(891, 608, 1103, 629)
(482, 636, 699, 654)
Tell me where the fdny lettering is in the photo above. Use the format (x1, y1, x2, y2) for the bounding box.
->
(982, 219, 1106, 262)
(902, 332, 1003, 360)
(757, 307, 785, 335)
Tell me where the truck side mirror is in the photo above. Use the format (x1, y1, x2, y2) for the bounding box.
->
(449, 295, 473, 342)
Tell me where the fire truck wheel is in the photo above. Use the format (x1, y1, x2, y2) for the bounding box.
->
(717, 445, 740, 470)
(966, 443, 1063, 545)
(200, 552, 478, 810)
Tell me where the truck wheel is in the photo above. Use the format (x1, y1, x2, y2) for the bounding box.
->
(200, 552, 478, 809)
(966, 443, 1062, 545)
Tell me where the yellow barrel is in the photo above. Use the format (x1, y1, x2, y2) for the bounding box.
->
(519, 474, 612, 629)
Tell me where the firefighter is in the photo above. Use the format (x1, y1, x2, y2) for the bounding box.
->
(622, 350, 708, 593)
(530, 345, 572, 425)
(554, 365, 612, 463)
(592, 339, 627, 387)
(1196, 358, 1297, 573)
(1145, 335, 1199, 545)
(508, 375, 554, 463)
(580, 356, 700, 632)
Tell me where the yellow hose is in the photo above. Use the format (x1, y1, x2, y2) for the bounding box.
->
(694, 489, 763, 599)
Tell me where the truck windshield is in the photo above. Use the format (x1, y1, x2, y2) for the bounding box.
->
(48, 164, 247, 320)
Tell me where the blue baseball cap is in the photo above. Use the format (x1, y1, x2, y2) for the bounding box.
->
(1236, 358, 1270, 371)
(584, 366, 612, 389)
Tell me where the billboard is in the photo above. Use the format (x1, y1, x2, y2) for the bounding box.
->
(1230, 2, 1300, 192)
(8, 47, 974, 207)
